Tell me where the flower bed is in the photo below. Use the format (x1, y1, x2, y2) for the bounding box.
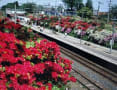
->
(30, 15, 117, 50)
(0, 18, 76, 90)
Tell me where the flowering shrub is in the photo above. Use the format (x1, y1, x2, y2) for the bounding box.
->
(0, 18, 76, 89)
(0, 17, 39, 41)
(0, 18, 21, 32)
(31, 15, 93, 36)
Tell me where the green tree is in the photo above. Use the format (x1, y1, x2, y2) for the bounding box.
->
(21, 3, 37, 13)
(57, 5, 63, 13)
(1, 1, 19, 11)
(111, 5, 117, 19)
(62, 0, 84, 11)
(37, 5, 44, 11)
(78, 7, 93, 18)
(86, 0, 93, 10)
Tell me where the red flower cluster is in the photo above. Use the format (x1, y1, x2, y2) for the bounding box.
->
(33, 15, 101, 34)
(0, 27, 76, 89)
(0, 18, 21, 32)
(49, 16, 91, 33)
(74, 21, 90, 31)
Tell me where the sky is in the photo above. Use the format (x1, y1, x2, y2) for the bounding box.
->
(0, 0, 117, 12)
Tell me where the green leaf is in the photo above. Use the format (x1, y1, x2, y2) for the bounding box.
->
(4, 29, 9, 33)
(52, 85, 66, 90)
(48, 81, 52, 83)
(26, 56, 31, 60)
(2, 67, 5, 72)
(16, 74, 20, 77)
(37, 38, 41, 43)
(52, 86, 60, 90)
(31, 62, 35, 66)
(6, 81, 11, 87)
(26, 42, 30, 48)
(26, 41, 35, 48)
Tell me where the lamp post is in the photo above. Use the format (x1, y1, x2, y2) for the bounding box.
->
(107, 0, 112, 23)
(55, 0, 58, 16)
(109, 18, 117, 54)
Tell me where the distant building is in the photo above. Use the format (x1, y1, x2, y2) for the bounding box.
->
(93, 10, 108, 16)
(98, 12, 108, 16)
(6, 9, 26, 17)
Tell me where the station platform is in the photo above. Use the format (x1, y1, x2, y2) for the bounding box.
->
(21, 23, 117, 68)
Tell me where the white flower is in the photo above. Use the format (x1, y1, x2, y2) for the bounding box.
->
(89, 29, 113, 41)
(40, 22, 43, 25)
(55, 25, 61, 30)
(74, 29, 81, 35)
(77, 30, 81, 35)
(86, 29, 94, 34)
(45, 22, 48, 25)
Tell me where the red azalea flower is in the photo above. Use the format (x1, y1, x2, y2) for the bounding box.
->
(70, 76, 77, 82)
(0, 81, 7, 90)
(4, 24, 12, 30)
(0, 42, 7, 48)
(40, 86, 46, 90)
(9, 43, 17, 50)
(47, 83, 52, 90)
(17, 19, 20, 22)
(34, 63, 45, 74)
(47, 82, 52, 87)
(45, 61, 53, 68)
(51, 72, 58, 80)
(37, 82, 43, 86)
(61, 74, 69, 83)
(78, 26, 82, 29)
(52, 63, 64, 73)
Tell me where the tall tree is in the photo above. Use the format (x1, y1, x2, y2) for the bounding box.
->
(37, 5, 44, 11)
(111, 5, 117, 19)
(57, 5, 63, 13)
(86, 0, 93, 10)
(21, 3, 37, 13)
(62, 0, 83, 11)
(78, 7, 93, 18)
(1, 1, 19, 11)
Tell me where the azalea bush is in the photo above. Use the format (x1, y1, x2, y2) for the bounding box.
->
(0, 17, 76, 90)
(0, 17, 38, 41)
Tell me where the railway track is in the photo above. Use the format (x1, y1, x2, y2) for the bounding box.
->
(60, 46, 117, 90)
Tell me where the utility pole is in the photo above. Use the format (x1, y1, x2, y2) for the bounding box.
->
(55, 0, 58, 16)
(109, 20, 116, 54)
(97, 1, 101, 18)
(15, 3, 17, 24)
(107, 0, 112, 23)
